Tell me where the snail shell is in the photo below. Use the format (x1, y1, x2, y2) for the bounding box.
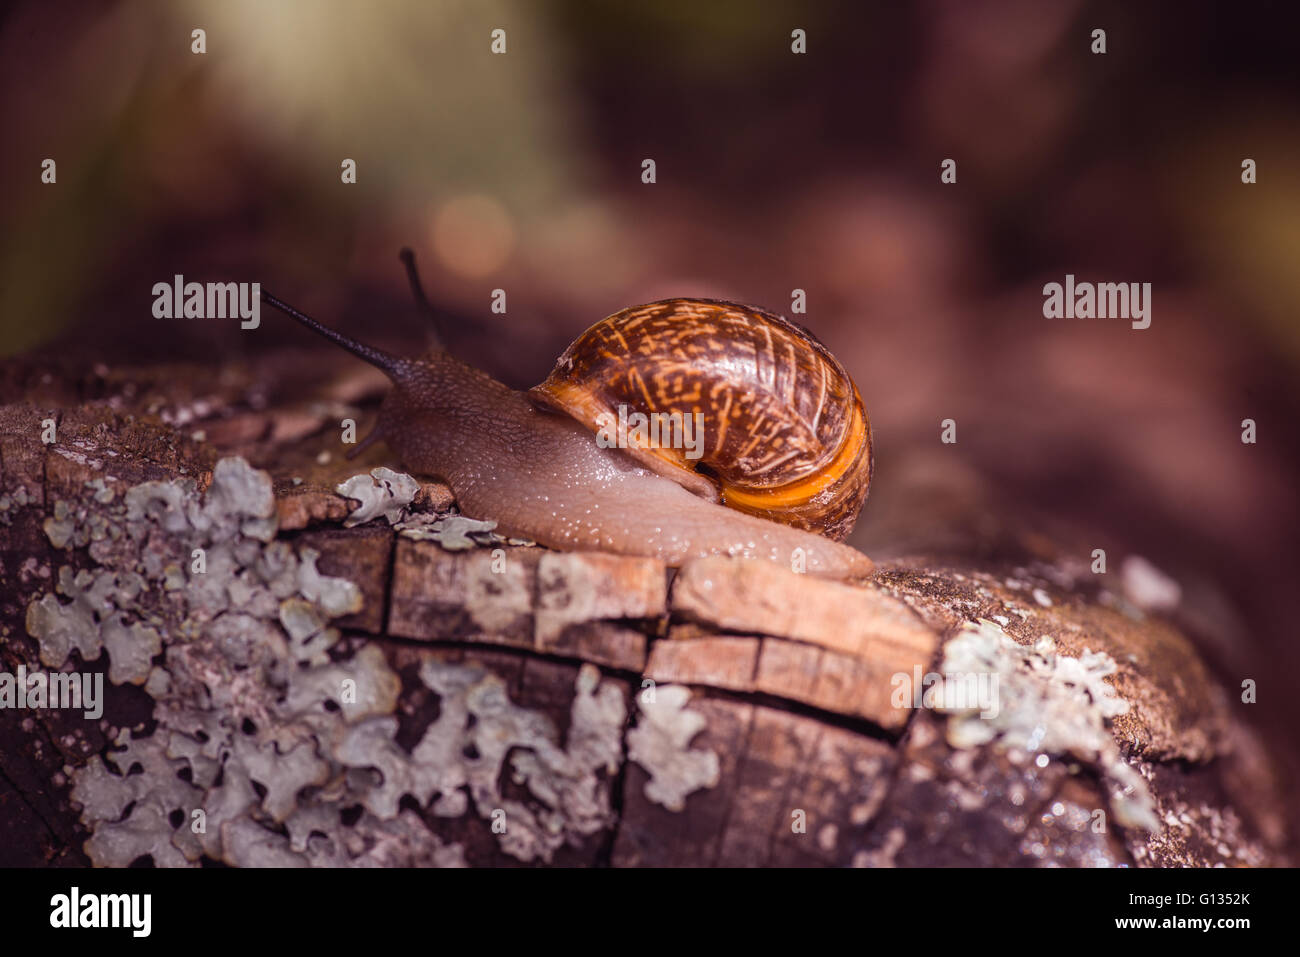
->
(529, 298, 874, 542)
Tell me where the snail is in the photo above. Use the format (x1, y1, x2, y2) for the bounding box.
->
(262, 251, 875, 578)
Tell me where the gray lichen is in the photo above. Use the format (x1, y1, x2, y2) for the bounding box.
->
(336, 466, 512, 549)
(397, 513, 499, 549)
(0, 484, 33, 525)
(398, 659, 627, 862)
(336, 467, 419, 527)
(25, 456, 631, 865)
(937, 618, 1159, 833)
(627, 685, 720, 811)
(26, 458, 442, 865)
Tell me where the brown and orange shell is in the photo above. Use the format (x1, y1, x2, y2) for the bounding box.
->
(528, 298, 873, 542)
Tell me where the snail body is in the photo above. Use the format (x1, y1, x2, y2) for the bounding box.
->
(262, 270, 874, 578)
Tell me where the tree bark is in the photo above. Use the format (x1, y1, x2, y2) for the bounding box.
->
(0, 353, 1291, 867)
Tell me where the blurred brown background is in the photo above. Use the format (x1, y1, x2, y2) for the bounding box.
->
(2, 0, 1298, 810)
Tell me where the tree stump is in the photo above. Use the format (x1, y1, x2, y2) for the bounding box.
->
(0, 351, 1291, 867)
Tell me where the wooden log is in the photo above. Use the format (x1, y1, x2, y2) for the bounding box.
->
(0, 356, 1291, 867)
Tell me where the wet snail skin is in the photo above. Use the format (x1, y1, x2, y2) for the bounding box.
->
(262, 252, 874, 578)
